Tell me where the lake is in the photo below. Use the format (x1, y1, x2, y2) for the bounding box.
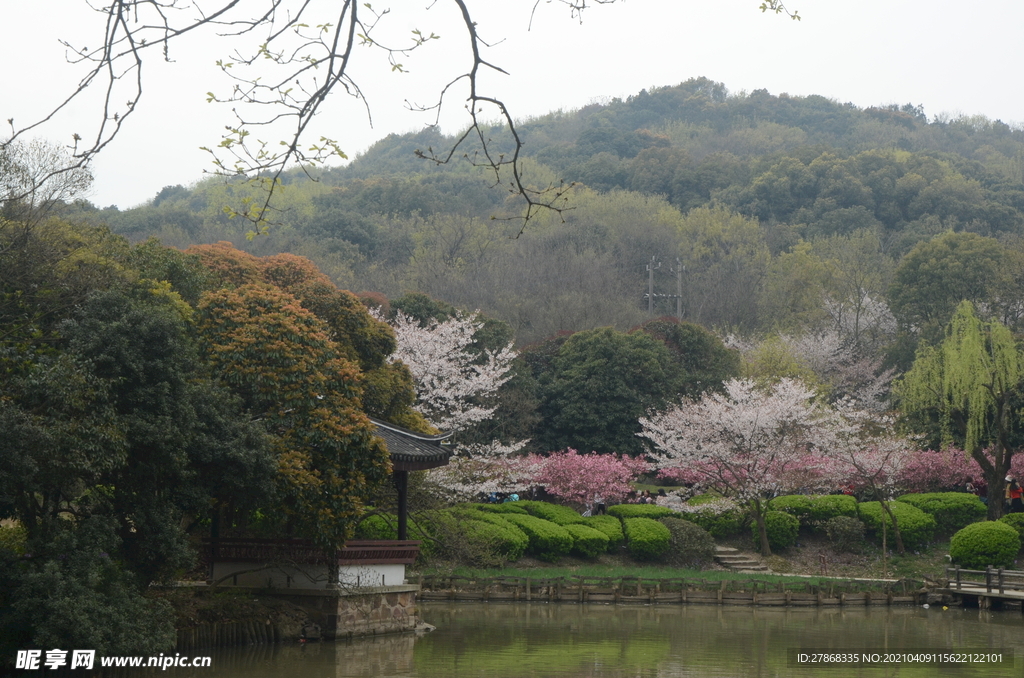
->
(165, 602, 1024, 677)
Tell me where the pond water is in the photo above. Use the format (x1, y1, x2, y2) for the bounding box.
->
(170, 602, 1024, 677)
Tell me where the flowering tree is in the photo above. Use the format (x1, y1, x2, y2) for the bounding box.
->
(424, 441, 535, 503)
(384, 310, 517, 433)
(639, 378, 835, 556)
(533, 449, 649, 510)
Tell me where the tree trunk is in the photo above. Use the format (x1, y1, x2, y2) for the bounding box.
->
(976, 444, 1011, 520)
(752, 499, 772, 557)
(879, 499, 905, 555)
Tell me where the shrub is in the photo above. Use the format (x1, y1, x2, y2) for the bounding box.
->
(564, 524, 610, 559)
(660, 517, 715, 568)
(501, 513, 573, 562)
(607, 504, 675, 520)
(451, 508, 530, 543)
(998, 513, 1024, 541)
(583, 515, 625, 551)
(857, 501, 936, 549)
(424, 511, 527, 565)
(354, 513, 428, 541)
(807, 495, 858, 524)
(753, 511, 799, 551)
(950, 521, 1021, 569)
(472, 503, 529, 515)
(768, 495, 814, 524)
(0, 524, 27, 555)
(677, 499, 744, 538)
(896, 493, 987, 534)
(825, 516, 866, 553)
(623, 517, 671, 561)
(516, 500, 586, 526)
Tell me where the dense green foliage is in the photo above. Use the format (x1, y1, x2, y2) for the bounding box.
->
(998, 513, 1024, 541)
(607, 504, 676, 520)
(564, 524, 611, 559)
(755, 511, 800, 551)
(516, 500, 586, 526)
(896, 493, 987, 534)
(767, 496, 814, 524)
(660, 517, 716, 568)
(857, 501, 937, 549)
(501, 513, 574, 562)
(807, 495, 859, 524)
(949, 521, 1021, 569)
(623, 517, 672, 561)
(583, 515, 626, 551)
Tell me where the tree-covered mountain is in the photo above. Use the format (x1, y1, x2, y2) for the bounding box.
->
(59, 77, 1024, 353)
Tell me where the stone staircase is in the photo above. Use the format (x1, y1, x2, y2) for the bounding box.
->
(714, 546, 771, 573)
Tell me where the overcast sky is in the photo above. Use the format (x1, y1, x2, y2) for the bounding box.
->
(3, 0, 1023, 209)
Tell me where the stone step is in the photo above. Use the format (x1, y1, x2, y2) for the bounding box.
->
(714, 546, 739, 553)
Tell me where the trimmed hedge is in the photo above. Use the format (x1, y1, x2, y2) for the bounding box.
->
(472, 502, 529, 515)
(660, 517, 715, 568)
(421, 511, 528, 563)
(583, 515, 625, 551)
(896, 493, 987, 534)
(516, 500, 586, 526)
(858, 501, 936, 549)
(607, 504, 675, 520)
(355, 513, 428, 541)
(452, 507, 530, 540)
(950, 521, 1021, 569)
(825, 516, 866, 553)
(564, 524, 610, 558)
(623, 517, 671, 561)
(768, 495, 814, 523)
(998, 513, 1024, 541)
(753, 511, 799, 551)
(808, 495, 858, 523)
(501, 513, 573, 562)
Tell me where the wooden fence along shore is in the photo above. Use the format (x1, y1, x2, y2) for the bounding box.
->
(415, 575, 926, 607)
(176, 620, 285, 653)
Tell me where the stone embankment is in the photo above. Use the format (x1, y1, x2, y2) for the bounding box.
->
(416, 574, 926, 607)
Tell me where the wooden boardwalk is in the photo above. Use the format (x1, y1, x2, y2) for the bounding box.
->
(940, 566, 1024, 610)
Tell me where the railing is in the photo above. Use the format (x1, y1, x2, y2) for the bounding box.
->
(945, 565, 1024, 594)
(205, 538, 420, 566)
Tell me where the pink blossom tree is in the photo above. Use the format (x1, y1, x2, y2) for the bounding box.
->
(532, 449, 649, 510)
(639, 378, 837, 555)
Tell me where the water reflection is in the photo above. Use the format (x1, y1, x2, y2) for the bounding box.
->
(187, 603, 1024, 678)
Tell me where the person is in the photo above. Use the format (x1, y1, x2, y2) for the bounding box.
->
(1006, 477, 1023, 513)
(594, 494, 606, 515)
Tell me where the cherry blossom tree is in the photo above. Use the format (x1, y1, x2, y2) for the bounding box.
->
(383, 310, 517, 433)
(639, 378, 835, 555)
(533, 449, 649, 510)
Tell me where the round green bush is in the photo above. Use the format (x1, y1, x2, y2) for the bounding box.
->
(752, 511, 799, 551)
(896, 493, 987, 534)
(950, 521, 1021, 569)
(857, 501, 936, 549)
(660, 517, 715, 568)
(501, 513, 573, 562)
(607, 504, 675, 520)
(768, 495, 814, 524)
(623, 517, 671, 561)
(516, 500, 586, 525)
(583, 515, 625, 551)
(998, 513, 1024, 541)
(808, 495, 858, 524)
(421, 510, 527, 564)
(825, 516, 866, 553)
(564, 524, 610, 559)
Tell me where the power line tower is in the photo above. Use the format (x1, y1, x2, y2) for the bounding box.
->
(643, 256, 684, 319)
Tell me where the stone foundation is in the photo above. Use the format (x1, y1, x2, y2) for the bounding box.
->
(263, 585, 422, 640)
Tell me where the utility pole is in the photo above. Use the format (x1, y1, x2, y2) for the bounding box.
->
(670, 257, 684, 320)
(646, 256, 661, 315)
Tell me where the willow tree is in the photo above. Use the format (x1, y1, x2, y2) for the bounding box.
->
(896, 301, 1024, 519)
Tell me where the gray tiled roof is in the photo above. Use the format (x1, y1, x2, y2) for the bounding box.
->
(370, 417, 452, 471)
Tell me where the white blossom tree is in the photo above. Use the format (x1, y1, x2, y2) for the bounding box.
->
(639, 378, 836, 555)
(380, 309, 525, 500)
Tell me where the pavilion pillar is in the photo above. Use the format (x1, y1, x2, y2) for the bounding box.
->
(393, 470, 409, 540)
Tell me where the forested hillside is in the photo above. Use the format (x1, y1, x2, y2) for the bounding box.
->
(62, 77, 1024, 354)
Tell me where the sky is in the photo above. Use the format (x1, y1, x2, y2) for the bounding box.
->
(2, 0, 1023, 209)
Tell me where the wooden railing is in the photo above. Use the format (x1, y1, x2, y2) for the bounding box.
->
(945, 565, 1024, 594)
